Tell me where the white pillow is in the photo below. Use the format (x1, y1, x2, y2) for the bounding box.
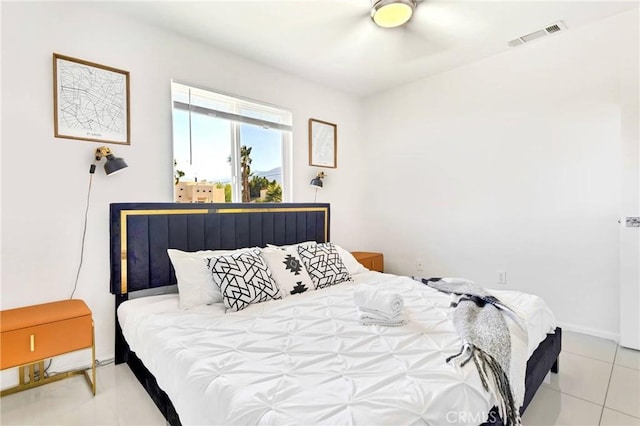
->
(260, 247, 315, 297)
(167, 248, 238, 309)
(266, 241, 316, 250)
(334, 245, 368, 275)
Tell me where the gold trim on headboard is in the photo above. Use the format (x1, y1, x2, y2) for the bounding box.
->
(120, 209, 210, 295)
(118, 206, 328, 294)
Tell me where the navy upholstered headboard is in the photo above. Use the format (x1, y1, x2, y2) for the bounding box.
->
(109, 203, 330, 296)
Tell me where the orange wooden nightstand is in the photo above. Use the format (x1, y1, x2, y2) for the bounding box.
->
(0, 299, 96, 396)
(351, 251, 384, 272)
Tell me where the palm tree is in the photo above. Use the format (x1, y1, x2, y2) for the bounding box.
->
(240, 146, 252, 202)
(265, 181, 282, 202)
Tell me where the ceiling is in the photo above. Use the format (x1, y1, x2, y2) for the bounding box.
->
(101, 1, 638, 97)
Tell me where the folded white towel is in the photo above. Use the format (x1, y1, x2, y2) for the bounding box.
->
(357, 306, 402, 321)
(353, 284, 404, 317)
(360, 317, 407, 327)
(357, 307, 407, 326)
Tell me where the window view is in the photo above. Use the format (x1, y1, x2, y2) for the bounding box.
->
(171, 82, 292, 203)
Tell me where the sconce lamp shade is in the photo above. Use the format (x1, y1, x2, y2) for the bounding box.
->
(310, 177, 323, 189)
(104, 155, 128, 175)
(371, 0, 416, 28)
(310, 171, 325, 189)
(95, 146, 128, 175)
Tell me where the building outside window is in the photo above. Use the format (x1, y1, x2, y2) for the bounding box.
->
(171, 81, 292, 203)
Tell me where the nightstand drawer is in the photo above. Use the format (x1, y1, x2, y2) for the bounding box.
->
(351, 251, 384, 272)
(0, 299, 96, 397)
(1, 316, 92, 369)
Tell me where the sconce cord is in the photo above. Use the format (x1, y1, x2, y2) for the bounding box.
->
(70, 162, 96, 299)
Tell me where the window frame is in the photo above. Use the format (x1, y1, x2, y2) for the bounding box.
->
(171, 80, 292, 203)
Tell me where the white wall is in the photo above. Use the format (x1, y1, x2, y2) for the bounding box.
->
(362, 9, 639, 339)
(0, 1, 365, 385)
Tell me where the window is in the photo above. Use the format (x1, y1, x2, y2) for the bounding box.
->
(171, 82, 292, 203)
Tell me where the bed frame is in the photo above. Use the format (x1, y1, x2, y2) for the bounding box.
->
(109, 202, 561, 426)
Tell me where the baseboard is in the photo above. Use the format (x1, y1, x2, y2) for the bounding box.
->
(556, 321, 619, 342)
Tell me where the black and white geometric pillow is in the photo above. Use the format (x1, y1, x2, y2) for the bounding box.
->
(260, 247, 314, 297)
(296, 242, 351, 289)
(205, 249, 281, 312)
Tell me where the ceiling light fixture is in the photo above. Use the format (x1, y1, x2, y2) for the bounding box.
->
(371, 0, 416, 29)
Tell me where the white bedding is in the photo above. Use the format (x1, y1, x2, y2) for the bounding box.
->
(118, 272, 556, 426)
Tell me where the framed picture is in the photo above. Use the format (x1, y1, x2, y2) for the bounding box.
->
(53, 53, 130, 145)
(309, 118, 337, 168)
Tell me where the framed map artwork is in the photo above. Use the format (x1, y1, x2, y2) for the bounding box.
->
(53, 53, 130, 145)
(309, 118, 337, 168)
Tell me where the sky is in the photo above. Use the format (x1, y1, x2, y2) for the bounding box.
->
(173, 109, 282, 184)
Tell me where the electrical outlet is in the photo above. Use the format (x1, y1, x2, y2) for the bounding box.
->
(497, 270, 507, 285)
(416, 260, 424, 271)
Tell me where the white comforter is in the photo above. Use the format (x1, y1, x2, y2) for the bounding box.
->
(119, 272, 556, 426)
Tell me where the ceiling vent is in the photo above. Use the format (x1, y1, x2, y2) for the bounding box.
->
(508, 21, 567, 47)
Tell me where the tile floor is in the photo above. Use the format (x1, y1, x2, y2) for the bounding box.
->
(0, 331, 638, 425)
(0, 361, 165, 425)
(521, 331, 640, 426)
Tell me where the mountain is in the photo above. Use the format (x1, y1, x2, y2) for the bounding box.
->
(254, 167, 282, 185)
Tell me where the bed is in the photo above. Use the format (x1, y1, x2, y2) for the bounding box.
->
(110, 202, 561, 426)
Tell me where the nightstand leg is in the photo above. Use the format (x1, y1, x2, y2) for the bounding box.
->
(81, 321, 97, 395)
(91, 321, 96, 395)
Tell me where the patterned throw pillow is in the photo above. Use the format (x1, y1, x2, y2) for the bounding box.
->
(296, 242, 351, 289)
(206, 249, 281, 312)
(260, 247, 315, 297)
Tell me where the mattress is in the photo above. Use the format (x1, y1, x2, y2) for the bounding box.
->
(118, 271, 556, 425)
